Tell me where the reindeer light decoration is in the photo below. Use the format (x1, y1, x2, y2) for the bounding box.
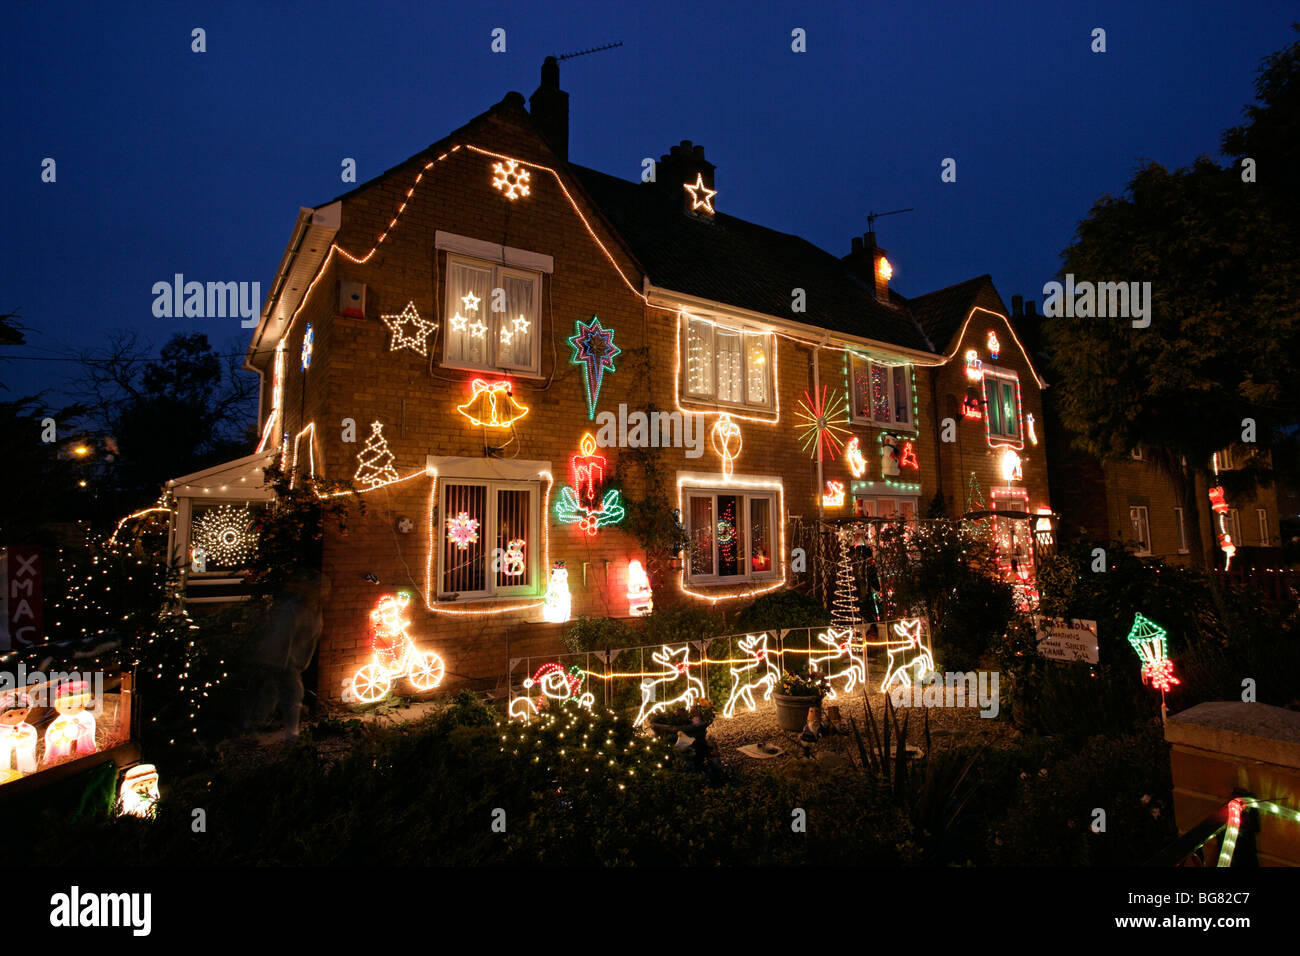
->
(722, 633, 780, 718)
(809, 627, 865, 699)
(880, 618, 934, 693)
(634, 645, 706, 726)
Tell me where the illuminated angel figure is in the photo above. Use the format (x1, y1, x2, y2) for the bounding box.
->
(845, 436, 868, 478)
(794, 386, 851, 462)
(634, 645, 706, 726)
(880, 619, 934, 693)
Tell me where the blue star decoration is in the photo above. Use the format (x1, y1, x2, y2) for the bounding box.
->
(567, 316, 621, 419)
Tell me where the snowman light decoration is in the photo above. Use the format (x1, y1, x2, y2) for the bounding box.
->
(880, 436, 901, 477)
(43, 680, 98, 764)
(0, 692, 38, 778)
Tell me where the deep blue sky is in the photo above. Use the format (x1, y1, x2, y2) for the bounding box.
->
(2, 1, 1292, 402)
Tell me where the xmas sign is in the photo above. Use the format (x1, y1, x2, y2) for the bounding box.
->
(1, 547, 44, 650)
(1032, 615, 1099, 664)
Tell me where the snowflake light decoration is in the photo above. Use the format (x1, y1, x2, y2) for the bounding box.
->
(492, 159, 531, 199)
(380, 301, 438, 355)
(191, 505, 257, 567)
(445, 512, 480, 550)
(794, 386, 851, 462)
(567, 316, 621, 419)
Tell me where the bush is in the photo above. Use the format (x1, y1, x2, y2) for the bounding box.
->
(732, 588, 829, 633)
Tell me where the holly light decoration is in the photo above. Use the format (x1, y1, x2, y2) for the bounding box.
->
(555, 432, 625, 535)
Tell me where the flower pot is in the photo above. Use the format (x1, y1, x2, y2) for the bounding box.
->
(773, 693, 821, 733)
(649, 717, 711, 740)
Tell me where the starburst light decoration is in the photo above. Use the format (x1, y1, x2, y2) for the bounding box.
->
(794, 386, 851, 462)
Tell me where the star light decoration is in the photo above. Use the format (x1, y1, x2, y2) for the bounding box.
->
(380, 301, 438, 355)
(683, 173, 716, 214)
(568, 316, 621, 419)
(794, 386, 851, 462)
(492, 159, 531, 200)
(191, 505, 258, 567)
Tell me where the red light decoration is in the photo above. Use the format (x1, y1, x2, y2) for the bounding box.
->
(899, 440, 919, 470)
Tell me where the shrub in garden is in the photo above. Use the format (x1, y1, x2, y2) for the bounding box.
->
(732, 588, 830, 633)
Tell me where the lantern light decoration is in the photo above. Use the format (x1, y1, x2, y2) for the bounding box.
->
(986, 330, 1000, 360)
(1000, 448, 1023, 482)
(845, 436, 869, 478)
(555, 432, 625, 535)
(568, 316, 621, 419)
(43, 681, 97, 764)
(1126, 613, 1179, 694)
(542, 562, 572, 623)
(822, 480, 846, 508)
(794, 386, 851, 462)
(627, 559, 653, 617)
(711, 415, 743, 477)
(118, 764, 161, 819)
(456, 378, 530, 429)
(964, 349, 984, 382)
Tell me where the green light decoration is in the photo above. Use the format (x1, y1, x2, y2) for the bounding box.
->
(1217, 797, 1300, 867)
(1125, 613, 1179, 692)
(568, 316, 620, 420)
(555, 486, 625, 536)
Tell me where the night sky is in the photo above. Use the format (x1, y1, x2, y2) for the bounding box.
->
(2, 1, 1292, 402)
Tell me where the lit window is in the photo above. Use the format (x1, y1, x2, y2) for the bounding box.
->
(982, 371, 1022, 444)
(682, 316, 772, 409)
(443, 255, 540, 374)
(439, 479, 539, 598)
(1129, 505, 1151, 556)
(850, 354, 911, 426)
(852, 495, 918, 521)
(683, 488, 777, 583)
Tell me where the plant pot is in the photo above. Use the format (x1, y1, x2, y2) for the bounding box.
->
(649, 717, 712, 740)
(773, 693, 822, 733)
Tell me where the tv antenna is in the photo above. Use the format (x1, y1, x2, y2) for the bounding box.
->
(556, 41, 623, 62)
(866, 207, 914, 231)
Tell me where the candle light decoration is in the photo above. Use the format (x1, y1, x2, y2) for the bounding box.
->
(555, 432, 625, 535)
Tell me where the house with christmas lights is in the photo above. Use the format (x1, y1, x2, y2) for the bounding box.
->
(169, 59, 1053, 698)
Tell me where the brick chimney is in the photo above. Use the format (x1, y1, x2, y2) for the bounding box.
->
(529, 56, 569, 162)
(845, 232, 892, 303)
(658, 140, 716, 218)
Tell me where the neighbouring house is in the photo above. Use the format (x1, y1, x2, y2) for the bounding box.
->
(167, 60, 1053, 698)
(1009, 297, 1285, 570)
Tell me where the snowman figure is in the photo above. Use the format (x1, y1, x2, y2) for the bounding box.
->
(43, 680, 98, 764)
(880, 436, 901, 477)
(0, 692, 38, 776)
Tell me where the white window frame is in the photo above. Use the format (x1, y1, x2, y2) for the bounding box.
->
(852, 495, 919, 521)
(1257, 507, 1269, 546)
(1130, 505, 1151, 556)
(850, 354, 913, 429)
(680, 314, 774, 411)
(1174, 507, 1189, 554)
(1228, 508, 1243, 546)
(442, 254, 542, 375)
(437, 477, 540, 600)
(682, 486, 779, 585)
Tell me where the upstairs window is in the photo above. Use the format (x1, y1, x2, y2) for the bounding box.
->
(682, 316, 772, 409)
(851, 355, 912, 427)
(983, 371, 1022, 445)
(443, 256, 540, 374)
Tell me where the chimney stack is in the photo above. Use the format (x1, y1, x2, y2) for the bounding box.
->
(845, 232, 893, 304)
(529, 56, 569, 161)
(658, 140, 716, 217)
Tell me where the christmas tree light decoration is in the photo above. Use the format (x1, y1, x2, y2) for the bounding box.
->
(503, 538, 526, 576)
(542, 562, 571, 623)
(354, 421, 401, 489)
(1000, 448, 1023, 482)
(509, 663, 595, 719)
(568, 316, 621, 419)
(795, 386, 851, 462)
(722, 633, 779, 718)
(899, 440, 919, 470)
(0, 694, 38, 776)
(43, 681, 97, 763)
(117, 764, 160, 819)
(1126, 614, 1179, 693)
(682, 173, 716, 214)
(830, 526, 861, 628)
(380, 301, 438, 355)
(445, 511, 480, 550)
(633, 645, 706, 726)
(191, 504, 258, 567)
(350, 592, 445, 704)
(845, 437, 868, 478)
(810, 627, 865, 700)
(986, 330, 1000, 359)
(822, 481, 846, 508)
(456, 378, 530, 428)
(492, 159, 531, 199)
(300, 323, 314, 370)
(965, 349, 984, 382)
(627, 559, 653, 617)
(711, 415, 743, 477)
(880, 619, 934, 693)
(1026, 413, 1038, 445)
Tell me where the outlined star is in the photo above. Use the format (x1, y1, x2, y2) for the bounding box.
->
(461, 292, 481, 313)
(450, 313, 468, 332)
(469, 319, 487, 338)
(683, 173, 717, 214)
(380, 301, 437, 355)
(512, 315, 530, 334)
(499, 326, 514, 345)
